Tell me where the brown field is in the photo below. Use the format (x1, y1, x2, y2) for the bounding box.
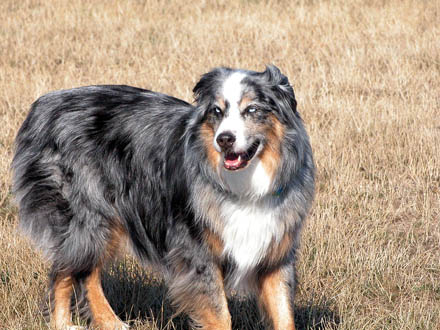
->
(0, 0, 439, 329)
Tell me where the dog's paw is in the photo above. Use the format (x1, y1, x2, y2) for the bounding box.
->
(112, 322, 130, 330)
(93, 321, 130, 330)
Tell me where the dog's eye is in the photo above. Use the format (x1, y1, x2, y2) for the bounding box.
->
(245, 106, 257, 114)
(211, 106, 222, 116)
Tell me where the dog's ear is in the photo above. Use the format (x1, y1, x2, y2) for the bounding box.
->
(262, 65, 297, 114)
(193, 68, 226, 105)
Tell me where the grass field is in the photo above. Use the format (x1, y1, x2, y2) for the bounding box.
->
(0, 0, 439, 329)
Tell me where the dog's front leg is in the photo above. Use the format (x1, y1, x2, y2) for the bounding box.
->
(257, 265, 296, 330)
(165, 238, 231, 330)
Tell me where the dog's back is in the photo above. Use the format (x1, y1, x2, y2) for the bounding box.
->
(13, 85, 193, 260)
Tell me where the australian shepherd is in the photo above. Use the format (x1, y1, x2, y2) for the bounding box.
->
(12, 65, 315, 330)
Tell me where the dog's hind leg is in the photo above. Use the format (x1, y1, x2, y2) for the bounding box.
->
(49, 261, 128, 330)
(49, 222, 129, 329)
(78, 224, 129, 330)
(51, 273, 76, 329)
(84, 266, 129, 330)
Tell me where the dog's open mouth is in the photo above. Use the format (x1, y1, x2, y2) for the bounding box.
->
(223, 141, 260, 171)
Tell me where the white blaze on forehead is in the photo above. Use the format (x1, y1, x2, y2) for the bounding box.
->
(214, 72, 248, 152)
(222, 72, 246, 105)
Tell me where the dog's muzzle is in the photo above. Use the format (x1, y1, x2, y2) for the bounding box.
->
(216, 132, 260, 171)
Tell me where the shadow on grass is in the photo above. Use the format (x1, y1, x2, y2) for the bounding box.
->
(102, 261, 339, 330)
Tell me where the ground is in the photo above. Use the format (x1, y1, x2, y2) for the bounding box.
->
(0, 0, 439, 329)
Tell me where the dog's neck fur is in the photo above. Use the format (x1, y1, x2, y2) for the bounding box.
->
(218, 157, 273, 199)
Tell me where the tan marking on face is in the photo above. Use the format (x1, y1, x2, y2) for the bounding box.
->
(86, 267, 127, 329)
(216, 96, 226, 110)
(258, 114, 284, 180)
(259, 269, 295, 330)
(52, 275, 74, 329)
(238, 92, 256, 110)
(204, 228, 224, 259)
(200, 122, 221, 170)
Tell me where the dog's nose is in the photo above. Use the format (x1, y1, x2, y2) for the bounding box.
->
(216, 132, 235, 149)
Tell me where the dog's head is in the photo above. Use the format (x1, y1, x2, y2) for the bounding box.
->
(193, 65, 298, 178)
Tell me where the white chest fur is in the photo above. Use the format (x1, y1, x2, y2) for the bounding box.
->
(220, 197, 283, 274)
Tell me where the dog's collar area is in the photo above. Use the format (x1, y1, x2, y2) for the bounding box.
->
(273, 186, 283, 196)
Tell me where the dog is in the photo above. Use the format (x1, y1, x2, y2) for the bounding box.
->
(12, 65, 315, 330)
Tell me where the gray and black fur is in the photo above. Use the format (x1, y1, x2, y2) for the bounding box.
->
(12, 65, 315, 330)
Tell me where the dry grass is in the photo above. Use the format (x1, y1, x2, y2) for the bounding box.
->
(1, 0, 439, 329)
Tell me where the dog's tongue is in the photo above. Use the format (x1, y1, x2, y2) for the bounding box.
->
(224, 153, 246, 170)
